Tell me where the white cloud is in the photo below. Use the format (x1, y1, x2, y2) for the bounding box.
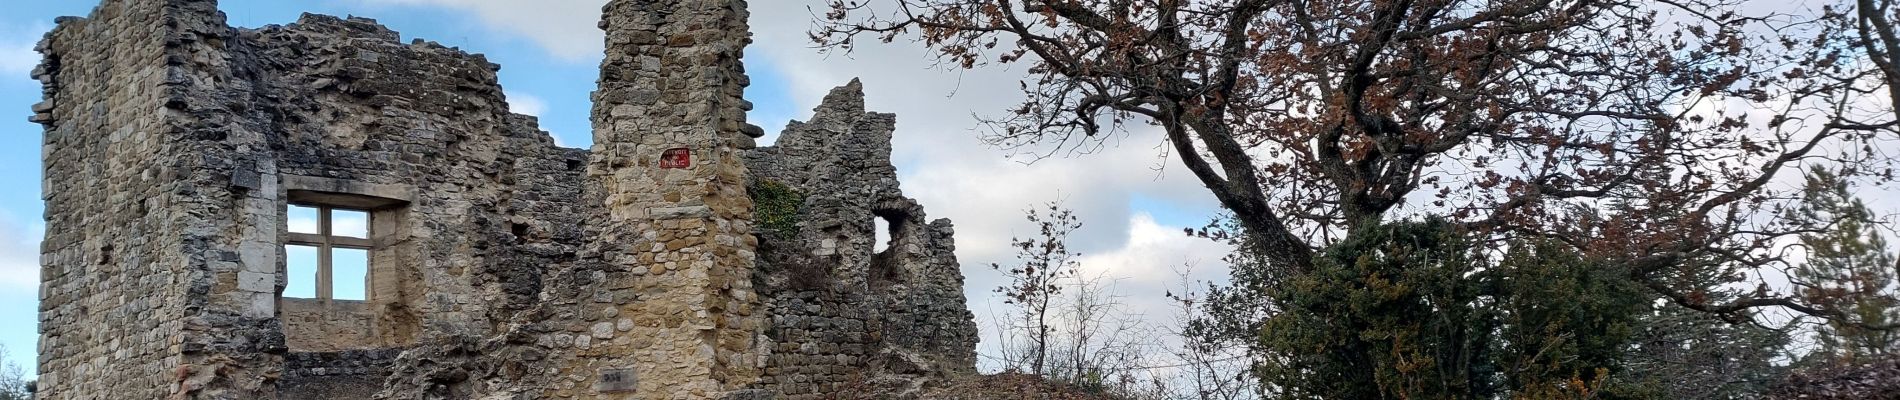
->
(357, 0, 605, 60)
(968, 213, 1235, 372)
(506, 91, 548, 117)
(1077, 214, 1235, 284)
(503, 91, 572, 147)
(498, 90, 573, 146)
(1062, 213, 1237, 343)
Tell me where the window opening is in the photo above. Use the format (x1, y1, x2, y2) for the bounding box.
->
(333, 209, 369, 239)
(868, 208, 909, 288)
(285, 204, 375, 300)
(874, 217, 892, 253)
(288, 205, 320, 234)
(285, 245, 320, 299)
(332, 248, 369, 301)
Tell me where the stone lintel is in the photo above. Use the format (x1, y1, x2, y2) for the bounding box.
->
(283, 175, 415, 209)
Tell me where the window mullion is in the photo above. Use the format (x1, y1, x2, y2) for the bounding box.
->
(365, 212, 375, 302)
(319, 206, 334, 301)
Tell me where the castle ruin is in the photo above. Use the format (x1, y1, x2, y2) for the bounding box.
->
(29, 0, 979, 398)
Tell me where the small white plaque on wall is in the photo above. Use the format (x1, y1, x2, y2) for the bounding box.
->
(596, 368, 638, 393)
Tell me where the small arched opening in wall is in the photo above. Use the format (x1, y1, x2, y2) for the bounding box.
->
(869, 207, 909, 289)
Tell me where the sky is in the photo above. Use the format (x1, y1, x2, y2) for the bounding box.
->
(0, 0, 1235, 374)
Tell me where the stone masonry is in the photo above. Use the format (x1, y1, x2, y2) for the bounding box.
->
(30, 0, 978, 398)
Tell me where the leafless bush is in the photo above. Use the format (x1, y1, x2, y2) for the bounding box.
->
(0, 345, 30, 400)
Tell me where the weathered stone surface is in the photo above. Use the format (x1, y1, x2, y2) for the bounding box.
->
(743, 80, 980, 398)
(34, 0, 976, 399)
(280, 349, 407, 400)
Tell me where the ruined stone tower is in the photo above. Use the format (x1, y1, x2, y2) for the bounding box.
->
(31, 0, 977, 398)
(565, 0, 766, 396)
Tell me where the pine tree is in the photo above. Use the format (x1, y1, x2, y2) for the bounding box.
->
(1204, 217, 1797, 399)
(1788, 166, 1900, 362)
(1249, 220, 1493, 400)
(1618, 297, 1795, 399)
(1245, 221, 1661, 399)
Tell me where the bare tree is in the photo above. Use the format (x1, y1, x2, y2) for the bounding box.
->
(1048, 273, 1157, 393)
(993, 202, 1085, 376)
(1164, 265, 1257, 400)
(0, 345, 29, 400)
(988, 204, 1205, 398)
(815, 0, 1900, 326)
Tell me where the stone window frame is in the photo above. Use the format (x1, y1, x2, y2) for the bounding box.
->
(279, 175, 414, 303)
(285, 204, 375, 301)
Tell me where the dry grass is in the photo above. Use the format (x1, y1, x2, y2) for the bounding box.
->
(914, 373, 1123, 400)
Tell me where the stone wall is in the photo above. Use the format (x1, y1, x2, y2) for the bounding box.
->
(35, 1, 584, 397)
(35, 0, 976, 398)
(744, 81, 979, 398)
(241, 14, 590, 343)
(278, 348, 405, 400)
(516, 0, 769, 397)
(33, 0, 203, 397)
(280, 299, 379, 353)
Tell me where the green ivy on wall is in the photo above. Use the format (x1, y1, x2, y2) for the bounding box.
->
(750, 179, 804, 241)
